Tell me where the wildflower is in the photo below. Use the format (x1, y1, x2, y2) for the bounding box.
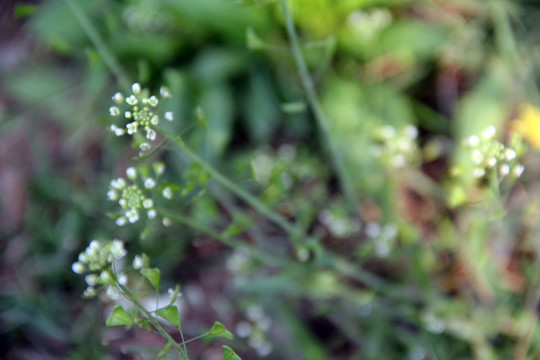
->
(148, 96, 159, 107)
(126, 122, 138, 135)
(162, 217, 171, 227)
(112, 92, 124, 104)
(126, 167, 137, 180)
(132, 82, 141, 94)
(163, 186, 173, 199)
(133, 255, 145, 269)
(115, 128, 125, 136)
(83, 287, 97, 298)
(85, 274, 98, 286)
(146, 129, 156, 141)
(110, 239, 127, 259)
(72, 262, 85, 274)
(140, 142, 151, 151)
(126, 209, 139, 223)
(116, 217, 127, 226)
(117, 274, 128, 286)
(160, 86, 171, 98)
(513, 164, 525, 177)
(143, 199, 153, 209)
(126, 95, 138, 106)
(109, 106, 120, 116)
(144, 178, 156, 189)
(107, 189, 118, 201)
(165, 112, 173, 121)
(148, 209, 157, 219)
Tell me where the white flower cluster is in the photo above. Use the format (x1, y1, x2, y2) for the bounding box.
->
(319, 207, 362, 239)
(347, 8, 392, 41)
(109, 83, 173, 152)
(236, 305, 273, 357)
(374, 125, 419, 168)
(107, 163, 173, 226)
(71, 239, 128, 299)
(463, 126, 525, 179)
(365, 222, 398, 258)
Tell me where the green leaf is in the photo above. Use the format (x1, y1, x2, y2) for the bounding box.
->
(208, 321, 234, 340)
(156, 305, 181, 328)
(246, 27, 265, 50)
(157, 342, 173, 358)
(222, 345, 242, 360)
(14, 4, 37, 18)
(106, 305, 132, 327)
(140, 268, 161, 290)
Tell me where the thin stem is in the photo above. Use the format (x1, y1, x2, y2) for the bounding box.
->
(157, 128, 303, 247)
(64, 0, 131, 91)
(117, 284, 189, 359)
(279, 0, 359, 211)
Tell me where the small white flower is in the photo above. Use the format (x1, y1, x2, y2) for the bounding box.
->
(111, 178, 126, 190)
(380, 125, 395, 139)
(126, 167, 137, 179)
(110, 239, 127, 259)
(154, 163, 165, 175)
(144, 178, 156, 189)
(140, 142, 151, 151)
(162, 217, 171, 227)
(162, 187, 173, 199)
(160, 86, 171, 98)
(499, 164, 510, 177)
(72, 262, 85, 274)
(106, 285, 121, 300)
(116, 217, 127, 227)
(487, 157, 497, 167)
(513, 164, 525, 177)
(107, 189, 118, 201)
(126, 122, 138, 135)
(78, 252, 88, 263)
(482, 126, 496, 140)
(83, 287, 97, 298)
(474, 168, 485, 178)
(148, 96, 159, 107)
(148, 209, 157, 219)
(366, 222, 381, 238)
(133, 255, 144, 269)
(151, 115, 159, 125)
(143, 199, 153, 209)
(112, 92, 124, 103)
(146, 129, 156, 141)
(119, 199, 126, 207)
(117, 274, 128, 286)
(467, 135, 479, 147)
(114, 128, 125, 136)
(505, 148, 517, 161)
(126, 95, 138, 105)
(100, 271, 113, 284)
(110, 124, 118, 131)
(85, 274, 98, 286)
(132, 82, 141, 94)
(126, 209, 139, 223)
(109, 106, 120, 116)
(404, 125, 418, 139)
(125, 111, 132, 119)
(236, 321, 252, 338)
(471, 149, 484, 165)
(89, 240, 100, 250)
(165, 112, 173, 121)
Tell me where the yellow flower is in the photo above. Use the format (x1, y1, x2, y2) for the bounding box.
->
(513, 104, 540, 149)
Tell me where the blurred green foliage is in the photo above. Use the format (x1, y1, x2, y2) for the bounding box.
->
(2, 0, 540, 359)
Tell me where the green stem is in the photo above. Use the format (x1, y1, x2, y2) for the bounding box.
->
(157, 128, 303, 247)
(159, 208, 289, 268)
(279, 0, 359, 211)
(117, 284, 189, 359)
(64, 0, 131, 91)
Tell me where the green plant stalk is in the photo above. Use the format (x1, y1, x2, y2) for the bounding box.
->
(157, 131, 420, 301)
(117, 284, 189, 359)
(157, 129, 303, 246)
(64, 0, 130, 91)
(158, 208, 290, 268)
(278, 0, 359, 211)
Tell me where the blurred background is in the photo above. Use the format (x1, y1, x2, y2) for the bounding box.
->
(2, 0, 540, 359)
